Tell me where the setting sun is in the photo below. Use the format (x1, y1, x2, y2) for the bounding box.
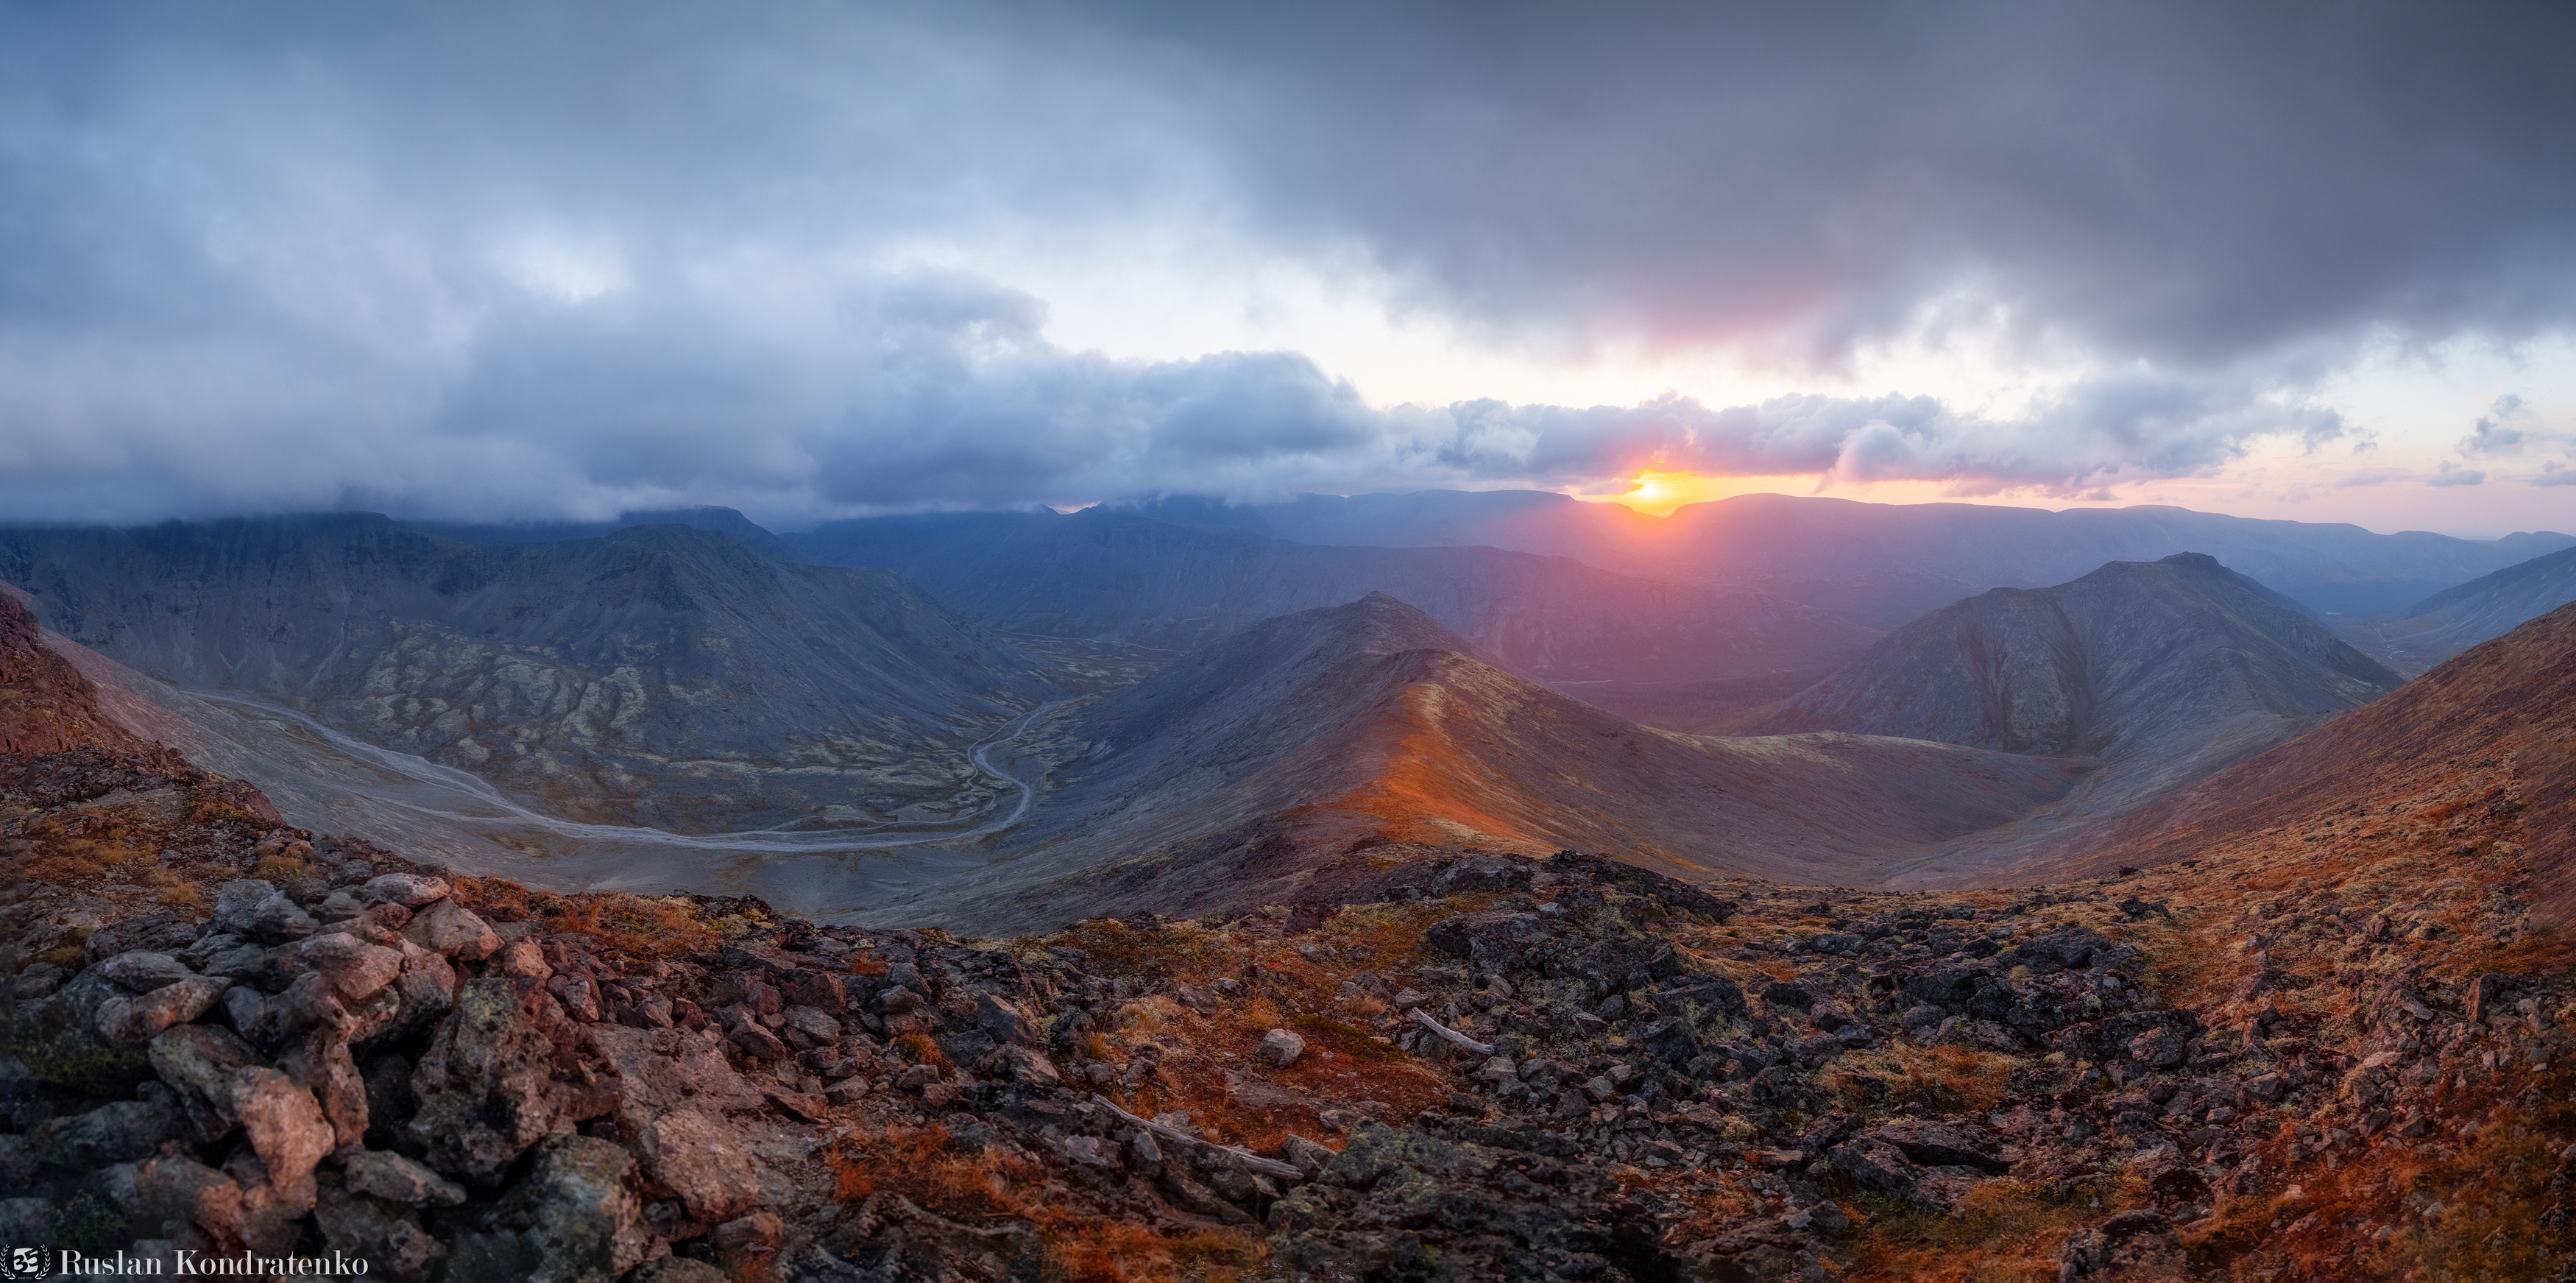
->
(1585, 469, 1802, 516)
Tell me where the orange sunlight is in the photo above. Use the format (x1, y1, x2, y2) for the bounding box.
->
(1585, 469, 1809, 516)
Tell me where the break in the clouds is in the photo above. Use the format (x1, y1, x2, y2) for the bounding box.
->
(0, 1, 2571, 523)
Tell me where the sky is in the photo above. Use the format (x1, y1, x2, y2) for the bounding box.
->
(3, 2, 2574, 537)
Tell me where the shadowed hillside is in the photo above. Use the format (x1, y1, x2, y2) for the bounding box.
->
(0, 516, 1061, 832)
(2346, 543, 2576, 672)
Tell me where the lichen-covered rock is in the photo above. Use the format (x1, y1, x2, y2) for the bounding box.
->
(147, 1022, 263, 1141)
(6, 970, 155, 1095)
(316, 1184, 447, 1283)
(93, 975, 225, 1044)
(343, 1148, 467, 1207)
(511, 1135, 648, 1283)
(637, 1109, 759, 1224)
(129, 1153, 241, 1243)
(407, 978, 559, 1184)
(2058, 1209, 2188, 1280)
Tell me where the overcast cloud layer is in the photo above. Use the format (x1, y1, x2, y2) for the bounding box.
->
(1, 1, 2571, 523)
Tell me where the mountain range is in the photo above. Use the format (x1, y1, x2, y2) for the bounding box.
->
(786, 506, 1878, 686)
(0, 515, 1060, 833)
(1155, 489, 2575, 624)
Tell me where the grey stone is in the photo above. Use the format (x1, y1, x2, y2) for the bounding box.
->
(32, 1098, 175, 1167)
(97, 951, 195, 992)
(782, 1004, 841, 1043)
(974, 992, 1036, 1045)
(148, 1023, 263, 1139)
(296, 933, 403, 1000)
(93, 976, 226, 1045)
(1258, 1028, 1306, 1068)
(361, 874, 451, 908)
(344, 1148, 467, 1208)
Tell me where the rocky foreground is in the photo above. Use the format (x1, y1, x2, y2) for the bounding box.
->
(2, 743, 2569, 1281)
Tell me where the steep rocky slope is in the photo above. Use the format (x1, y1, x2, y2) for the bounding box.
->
(872, 595, 2087, 933)
(0, 587, 147, 758)
(0, 516, 1061, 833)
(788, 507, 1877, 685)
(1228, 489, 2575, 624)
(2347, 543, 2576, 673)
(2, 585, 2571, 1282)
(1956, 598, 2576, 909)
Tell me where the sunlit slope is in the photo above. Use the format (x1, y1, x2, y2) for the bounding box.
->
(876, 593, 2083, 932)
(1947, 598, 2576, 918)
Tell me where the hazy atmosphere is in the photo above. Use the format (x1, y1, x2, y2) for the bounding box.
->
(7, 8, 2576, 1282)
(4, 2, 2574, 532)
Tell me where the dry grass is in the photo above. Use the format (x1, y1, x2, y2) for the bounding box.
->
(1848, 1178, 2137, 1282)
(546, 891, 720, 959)
(1834, 1042, 2019, 1115)
(824, 1123, 1265, 1282)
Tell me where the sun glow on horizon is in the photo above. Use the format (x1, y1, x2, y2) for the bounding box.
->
(1586, 470, 1812, 516)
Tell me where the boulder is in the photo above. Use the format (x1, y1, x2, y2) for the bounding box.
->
(93, 976, 226, 1045)
(297, 933, 405, 1001)
(2058, 1209, 2187, 1279)
(148, 1023, 264, 1140)
(637, 1109, 760, 1224)
(279, 1030, 370, 1148)
(32, 1098, 175, 1167)
(230, 1068, 333, 1190)
(629, 1259, 729, 1283)
(129, 1154, 242, 1243)
(361, 874, 452, 908)
(1258, 1028, 1307, 1068)
(407, 978, 560, 1184)
(96, 951, 196, 992)
(400, 900, 501, 961)
(975, 992, 1036, 1046)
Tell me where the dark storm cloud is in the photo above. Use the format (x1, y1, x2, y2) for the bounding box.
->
(1128, 1, 2576, 365)
(0, 1, 2564, 521)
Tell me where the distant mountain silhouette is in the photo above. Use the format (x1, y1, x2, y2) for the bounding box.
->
(402, 505, 803, 561)
(868, 593, 2087, 933)
(1214, 489, 2574, 624)
(788, 506, 1877, 684)
(2348, 544, 2576, 672)
(0, 515, 1059, 831)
